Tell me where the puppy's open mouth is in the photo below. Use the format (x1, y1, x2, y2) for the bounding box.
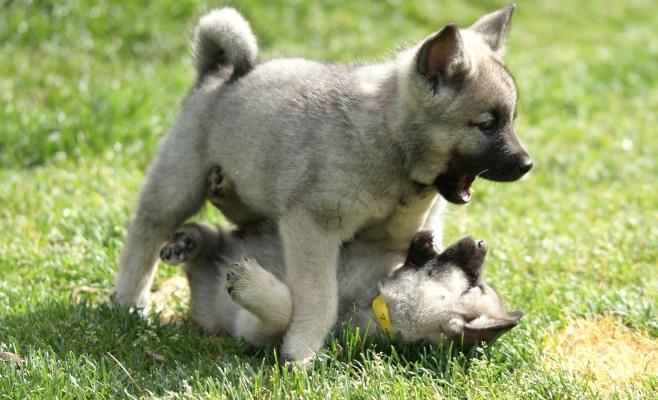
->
(434, 174, 476, 204)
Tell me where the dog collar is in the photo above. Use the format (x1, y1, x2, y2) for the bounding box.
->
(371, 293, 393, 338)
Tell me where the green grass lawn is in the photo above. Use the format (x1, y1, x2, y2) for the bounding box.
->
(1, 0, 657, 398)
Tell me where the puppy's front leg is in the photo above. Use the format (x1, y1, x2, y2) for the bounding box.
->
(279, 208, 341, 363)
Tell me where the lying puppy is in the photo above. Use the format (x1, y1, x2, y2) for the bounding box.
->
(116, 5, 532, 361)
(160, 222, 523, 348)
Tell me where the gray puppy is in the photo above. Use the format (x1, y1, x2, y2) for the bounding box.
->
(115, 5, 531, 362)
(159, 220, 523, 349)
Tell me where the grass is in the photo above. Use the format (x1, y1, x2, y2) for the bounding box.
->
(1, 0, 656, 398)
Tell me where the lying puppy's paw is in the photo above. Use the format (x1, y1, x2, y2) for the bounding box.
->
(160, 228, 199, 265)
(405, 230, 438, 268)
(225, 257, 263, 303)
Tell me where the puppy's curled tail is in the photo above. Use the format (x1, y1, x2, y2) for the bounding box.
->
(193, 8, 258, 80)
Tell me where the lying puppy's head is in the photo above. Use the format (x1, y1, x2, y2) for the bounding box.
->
(398, 5, 532, 204)
(378, 231, 523, 347)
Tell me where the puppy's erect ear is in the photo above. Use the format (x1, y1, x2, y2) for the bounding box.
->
(416, 24, 467, 89)
(462, 310, 523, 344)
(469, 4, 515, 56)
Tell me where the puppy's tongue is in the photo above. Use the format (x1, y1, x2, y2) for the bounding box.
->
(457, 175, 475, 203)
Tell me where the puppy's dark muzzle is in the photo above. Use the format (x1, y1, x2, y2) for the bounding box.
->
(480, 151, 533, 182)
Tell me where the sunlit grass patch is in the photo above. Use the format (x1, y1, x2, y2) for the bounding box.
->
(545, 316, 658, 395)
(150, 275, 190, 324)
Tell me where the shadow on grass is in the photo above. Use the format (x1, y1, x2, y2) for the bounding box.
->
(1, 300, 258, 395)
(0, 299, 504, 395)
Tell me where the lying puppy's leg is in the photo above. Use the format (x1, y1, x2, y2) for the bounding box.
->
(115, 138, 209, 308)
(226, 257, 292, 345)
(278, 208, 341, 363)
(161, 222, 240, 335)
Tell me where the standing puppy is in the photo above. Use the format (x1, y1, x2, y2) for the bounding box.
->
(115, 5, 532, 362)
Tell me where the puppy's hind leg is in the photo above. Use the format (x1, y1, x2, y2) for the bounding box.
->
(114, 128, 210, 309)
(226, 257, 292, 345)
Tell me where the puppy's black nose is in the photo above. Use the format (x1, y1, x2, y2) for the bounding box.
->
(517, 155, 533, 175)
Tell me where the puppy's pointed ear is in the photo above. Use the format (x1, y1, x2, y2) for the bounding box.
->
(405, 230, 438, 268)
(462, 310, 523, 344)
(416, 24, 467, 89)
(469, 4, 515, 56)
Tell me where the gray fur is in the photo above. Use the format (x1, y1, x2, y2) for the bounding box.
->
(164, 222, 522, 348)
(115, 5, 530, 362)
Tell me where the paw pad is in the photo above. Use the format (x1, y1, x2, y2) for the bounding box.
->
(160, 230, 197, 265)
(208, 166, 227, 199)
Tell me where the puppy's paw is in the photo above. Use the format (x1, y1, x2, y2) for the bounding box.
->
(225, 257, 259, 302)
(279, 351, 315, 370)
(208, 166, 231, 204)
(405, 230, 438, 267)
(160, 228, 199, 265)
(280, 333, 320, 366)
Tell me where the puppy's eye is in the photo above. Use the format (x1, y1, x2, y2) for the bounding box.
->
(477, 119, 498, 135)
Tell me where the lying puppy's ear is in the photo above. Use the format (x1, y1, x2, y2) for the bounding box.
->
(404, 230, 438, 268)
(462, 310, 523, 344)
(436, 236, 487, 284)
(469, 4, 515, 56)
(416, 24, 467, 91)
